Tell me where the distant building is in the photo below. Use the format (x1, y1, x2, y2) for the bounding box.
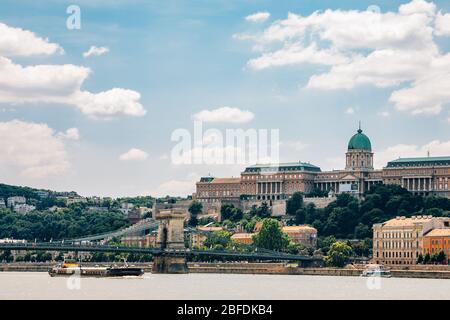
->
(13, 204, 36, 214)
(195, 126, 450, 209)
(197, 226, 224, 232)
(137, 206, 151, 216)
(0, 198, 6, 209)
(35, 190, 49, 199)
(66, 196, 87, 205)
(231, 233, 254, 245)
(127, 208, 141, 224)
(423, 229, 450, 264)
(48, 206, 64, 213)
(120, 203, 134, 215)
(190, 233, 207, 248)
(282, 225, 317, 248)
(190, 226, 224, 248)
(7, 196, 26, 208)
(87, 206, 109, 212)
(373, 215, 450, 266)
(121, 233, 156, 248)
(195, 177, 241, 204)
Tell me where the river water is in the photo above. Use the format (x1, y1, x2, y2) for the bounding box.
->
(0, 272, 449, 299)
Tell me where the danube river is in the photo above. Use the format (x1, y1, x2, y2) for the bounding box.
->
(1, 272, 449, 299)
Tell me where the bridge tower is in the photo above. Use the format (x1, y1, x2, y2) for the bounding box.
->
(152, 208, 188, 274)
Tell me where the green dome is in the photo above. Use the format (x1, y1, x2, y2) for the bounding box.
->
(348, 128, 372, 151)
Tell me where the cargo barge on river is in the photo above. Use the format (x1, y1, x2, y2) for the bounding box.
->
(48, 260, 144, 277)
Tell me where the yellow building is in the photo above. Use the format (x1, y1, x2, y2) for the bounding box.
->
(231, 233, 254, 245)
(423, 228, 450, 264)
(373, 215, 450, 265)
(190, 233, 207, 248)
(282, 225, 317, 247)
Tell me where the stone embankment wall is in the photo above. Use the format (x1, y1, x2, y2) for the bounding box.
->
(2, 262, 450, 278)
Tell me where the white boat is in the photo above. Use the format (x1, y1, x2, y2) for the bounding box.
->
(360, 264, 391, 277)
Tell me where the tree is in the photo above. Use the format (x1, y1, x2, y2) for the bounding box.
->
(188, 201, 202, 227)
(317, 235, 336, 254)
(253, 218, 289, 251)
(424, 252, 431, 264)
(325, 241, 353, 267)
(256, 202, 271, 218)
(220, 203, 243, 222)
(295, 209, 306, 225)
(436, 250, 446, 264)
(354, 223, 371, 239)
(189, 201, 202, 216)
(417, 253, 424, 264)
(286, 192, 303, 215)
(204, 230, 232, 249)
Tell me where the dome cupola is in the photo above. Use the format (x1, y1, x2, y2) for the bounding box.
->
(347, 126, 372, 151)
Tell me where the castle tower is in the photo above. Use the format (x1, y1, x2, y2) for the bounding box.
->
(152, 208, 188, 274)
(345, 124, 374, 171)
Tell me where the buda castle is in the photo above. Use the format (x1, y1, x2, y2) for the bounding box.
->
(195, 126, 450, 205)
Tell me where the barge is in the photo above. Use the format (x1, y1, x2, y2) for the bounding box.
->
(48, 260, 144, 277)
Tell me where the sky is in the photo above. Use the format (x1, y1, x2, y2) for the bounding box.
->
(1, 0, 450, 197)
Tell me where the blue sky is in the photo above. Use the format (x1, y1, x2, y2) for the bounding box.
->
(1, 0, 450, 197)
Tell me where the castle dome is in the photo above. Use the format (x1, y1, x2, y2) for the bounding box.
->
(347, 127, 372, 151)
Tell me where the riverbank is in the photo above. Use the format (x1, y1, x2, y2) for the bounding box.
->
(2, 262, 450, 279)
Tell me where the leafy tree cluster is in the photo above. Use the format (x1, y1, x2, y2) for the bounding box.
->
(0, 207, 129, 241)
(253, 218, 290, 251)
(0, 183, 41, 201)
(293, 185, 450, 240)
(417, 251, 447, 264)
(324, 241, 353, 267)
(116, 196, 154, 208)
(188, 201, 203, 227)
(220, 203, 244, 222)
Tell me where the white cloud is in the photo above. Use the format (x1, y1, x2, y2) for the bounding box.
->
(245, 12, 271, 23)
(389, 53, 450, 115)
(0, 55, 146, 119)
(280, 140, 308, 152)
(0, 23, 146, 119)
(379, 111, 390, 117)
(237, 1, 450, 117)
(58, 128, 80, 140)
(83, 46, 109, 58)
(247, 43, 349, 70)
(192, 107, 254, 123)
(374, 140, 450, 168)
(306, 49, 432, 90)
(435, 12, 450, 36)
(345, 107, 355, 115)
(0, 120, 69, 178)
(0, 23, 63, 57)
(399, 0, 436, 16)
(74, 88, 146, 118)
(119, 148, 149, 161)
(153, 179, 196, 197)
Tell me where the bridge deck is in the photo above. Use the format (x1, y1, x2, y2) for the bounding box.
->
(0, 243, 319, 261)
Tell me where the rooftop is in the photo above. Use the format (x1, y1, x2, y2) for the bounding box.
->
(197, 226, 224, 232)
(347, 127, 372, 152)
(282, 225, 317, 232)
(386, 156, 450, 168)
(243, 162, 321, 173)
(382, 215, 434, 227)
(231, 233, 254, 239)
(198, 177, 240, 184)
(424, 228, 450, 237)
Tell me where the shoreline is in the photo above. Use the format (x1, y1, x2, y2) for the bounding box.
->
(1, 262, 450, 279)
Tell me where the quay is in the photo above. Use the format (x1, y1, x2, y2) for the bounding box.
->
(2, 262, 450, 279)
